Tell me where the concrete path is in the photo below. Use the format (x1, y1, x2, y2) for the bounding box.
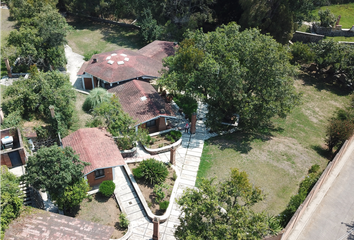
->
(64, 45, 86, 90)
(113, 102, 216, 240)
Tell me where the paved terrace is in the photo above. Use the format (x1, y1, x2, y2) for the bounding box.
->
(112, 102, 217, 240)
(287, 139, 354, 240)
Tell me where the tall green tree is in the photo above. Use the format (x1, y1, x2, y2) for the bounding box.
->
(2, 70, 76, 134)
(21, 145, 89, 201)
(159, 23, 300, 131)
(1, 166, 23, 239)
(4, 1, 68, 70)
(176, 168, 279, 239)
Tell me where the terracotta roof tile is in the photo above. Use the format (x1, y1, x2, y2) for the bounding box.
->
(62, 128, 124, 175)
(77, 41, 176, 83)
(108, 80, 177, 125)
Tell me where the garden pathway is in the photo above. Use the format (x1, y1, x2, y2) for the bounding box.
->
(112, 102, 216, 240)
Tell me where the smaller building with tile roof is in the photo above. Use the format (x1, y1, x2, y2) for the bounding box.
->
(108, 79, 177, 133)
(62, 128, 124, 187)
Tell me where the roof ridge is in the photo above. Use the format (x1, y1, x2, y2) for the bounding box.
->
(132, 79, 147, 98)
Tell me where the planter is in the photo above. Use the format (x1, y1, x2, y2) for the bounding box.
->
(123, 164, 180, 223)
(143, 129, 182, 154)
(120, 147, 137, 158)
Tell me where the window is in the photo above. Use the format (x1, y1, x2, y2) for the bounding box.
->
(94, 169, 105, 179)
(146, 120, 156, 127)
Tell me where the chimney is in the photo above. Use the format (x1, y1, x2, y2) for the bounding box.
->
(49, 105, 55, 118)
(4, 58, 12, 78)
(0, 108, 4, 125)
(93, 58, 97, 63)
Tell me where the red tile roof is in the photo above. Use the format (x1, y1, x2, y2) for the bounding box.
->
(77, 41, 176, 83)
(108, 80, 177, 125)
(62, 128, 124, 175)
(4, 209, 114, 240)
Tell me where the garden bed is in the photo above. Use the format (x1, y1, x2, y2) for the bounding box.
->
(128, 162, 176, 215)
(67, 193, 126, 239)
(143, 130, 182, 154)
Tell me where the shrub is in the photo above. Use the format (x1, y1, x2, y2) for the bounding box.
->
(83, 88, 111, 112)
(119, 213, 129, 229)
(318, 9, 336, 27)
(325, 119, 354, 152)
(132, 167, 144, 179)
(290, 42, 315, 64)
(159, 200, 169, 211)
(84, 50, 99, 61)
(173, 94, 198, 120)
(308, 164, 320, 174)
(153, 184, 166, 203)
(99, 180, 116, 197)
(172, 171, 177, 181)
(135, 158, 169, 185)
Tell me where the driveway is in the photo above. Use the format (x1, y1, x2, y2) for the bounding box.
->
(64, 45, 86, 90)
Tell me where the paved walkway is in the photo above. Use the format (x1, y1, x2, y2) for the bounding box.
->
(64, 45, 86, 90)
(112, 102, 216, 240)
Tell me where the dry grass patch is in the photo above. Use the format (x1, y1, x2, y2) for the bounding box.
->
(197, 72, 351, 215)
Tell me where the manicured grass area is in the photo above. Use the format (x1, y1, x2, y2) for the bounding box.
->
(325, 36, 354, 42)
(197, 71, 351, 215)
(297, 24, 311, 32)
(312, 3, 354, 28)
(66, 15, 144, 56)
(70, 91, 92, 132)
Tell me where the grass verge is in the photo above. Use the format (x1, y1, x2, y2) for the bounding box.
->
(196, 71, 351, 215)
(325, 36, 354, 42)
(70, 91, 91, 132)
(66, 15, 143, 56)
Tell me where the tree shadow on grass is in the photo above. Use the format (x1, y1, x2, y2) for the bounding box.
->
(208, 125, 283, 154)
(310, 145, 332, 160)
(298, 71, 351, 97)
(66, 15, 144, 50)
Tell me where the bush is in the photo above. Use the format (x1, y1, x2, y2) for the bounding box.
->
(308, 164, 320, 174)
(153, 184, 166, 203)
(159, 200, 169, 211)
(99, 180, 116, 197)
(325, 119, 354, 152)
(84, 50, 99, 61)
(173, 94, 198, 120)
(135, 158, 169, 185)
(83, 88, 111, 112)
(119, 213, 129, 229)
(168, 130, 182, 141)
(318, 9, 336, 27)
(290, 42, 315, 64)
(132, 167, 144, 179)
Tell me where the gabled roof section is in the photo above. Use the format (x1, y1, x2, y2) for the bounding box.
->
(108, 80, 177, 125)
(4, 209, 114, 240)
(138, 40, 176, 62)
(62, 128, 124, 175)
(77, 41, 176, 83)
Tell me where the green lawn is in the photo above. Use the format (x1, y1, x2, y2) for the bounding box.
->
(325, 36, 354, 42)
(66, 15, 144, 56)
(70, 91, 92, 132)
(312, 3, 354, 28)
(1, 9, 16, 47)
(197, 72, 351, 215)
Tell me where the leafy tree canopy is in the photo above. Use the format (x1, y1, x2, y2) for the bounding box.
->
(176, 168, 279, 239)
(21, 145, 89, 198)
(1, 166, 23, 239)
(4, 1, 68, 70)
(159, 23, 300, 131)
(2, 70, 76, 135)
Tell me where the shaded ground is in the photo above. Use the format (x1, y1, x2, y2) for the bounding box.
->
(65, 15, 143, 56)
(70, 91, 92, 131)
(1, 9, 16, 47)
(68, 193, 126, 239)
(197, 72, 350, 215)
(128, 163, 176, 215)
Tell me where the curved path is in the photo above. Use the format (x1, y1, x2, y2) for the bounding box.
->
(113, 103, 216, 240)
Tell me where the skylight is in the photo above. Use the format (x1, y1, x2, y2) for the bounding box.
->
(120, 54, 127, 57)
(140, 96, 147, 101)
(106, 56, 111, 60)
(117, 61, 124, 65)
(107, 60, 114, 65)
(124, 58, 129, 61)
(111, 53, 117, 56)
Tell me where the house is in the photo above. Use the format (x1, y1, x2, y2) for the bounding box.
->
(108, 79, 177, 133)
(4, 208, 114, 240)
(61, 128, 125, 187)
(77, 40, 176, 90)
(0, 127, 27, 168)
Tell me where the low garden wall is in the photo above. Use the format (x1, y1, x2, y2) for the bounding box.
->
(313, 24, 354, 37)
(120, 147, 137, 158)
(291, 31, 324, 43)
(122, 163, 180, 223)
(143, 128, 182, 155)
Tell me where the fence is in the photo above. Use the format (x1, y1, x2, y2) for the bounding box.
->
(278, 135, 354, 240)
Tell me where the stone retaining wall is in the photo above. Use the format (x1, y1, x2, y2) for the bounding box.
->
(120, 147, 137, 158)
(291, 31, 324, 43)
(313, 24, 354, 37)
